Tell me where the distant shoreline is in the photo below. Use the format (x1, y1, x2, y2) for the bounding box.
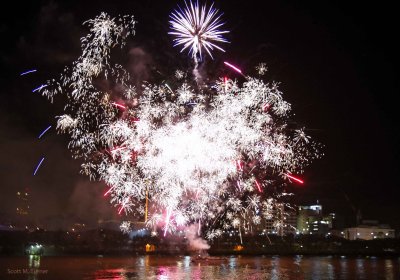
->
(1, 229, 399, 257)
(1, 252, 400, 258)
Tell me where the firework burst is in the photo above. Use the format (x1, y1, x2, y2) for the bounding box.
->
(39, 11, 321, 239)
(169, 1, 229, 63)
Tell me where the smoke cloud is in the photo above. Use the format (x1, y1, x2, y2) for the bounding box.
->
(185, 224, 210, 251)
(128, 47, 153, 88)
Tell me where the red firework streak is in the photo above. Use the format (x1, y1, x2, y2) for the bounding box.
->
(130, 117, 140, 123)
(112, 102, 126, 110)
(118, 198, 130, 215)
(104, 186, 114, 197)
(224, 76, 228, 92)
(285, 174, 304, 184)
(117, 197, 131, 215)
(224, 61, 243, 75)
(236, 180, 242, 191)
(255, 179, 262, 192)
(236, 160, 244, 171)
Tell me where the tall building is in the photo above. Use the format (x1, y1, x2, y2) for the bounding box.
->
(297, 203, 334, 235)
(261, 203, 297, 236)
(284, 207, 298, 235)
(262, 203, 284, 236)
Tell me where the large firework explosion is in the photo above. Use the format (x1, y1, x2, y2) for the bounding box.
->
(39, 7, 321, 240)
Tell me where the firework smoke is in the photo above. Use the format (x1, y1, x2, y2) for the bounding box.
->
(185, 224, 210, 251)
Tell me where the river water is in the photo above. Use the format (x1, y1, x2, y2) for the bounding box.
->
(1, 255, 399, 279)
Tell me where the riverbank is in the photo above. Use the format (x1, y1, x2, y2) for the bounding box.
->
(1, 229, 399, 257)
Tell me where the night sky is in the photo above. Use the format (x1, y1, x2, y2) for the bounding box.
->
(0, 0, 399, 229)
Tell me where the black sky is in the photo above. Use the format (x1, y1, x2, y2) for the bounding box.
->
(0, 0, 399, 229)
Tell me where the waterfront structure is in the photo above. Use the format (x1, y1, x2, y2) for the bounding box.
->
(344, 220, 395, 240)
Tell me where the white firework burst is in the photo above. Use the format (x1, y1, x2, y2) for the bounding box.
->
(256, 63, 268, 75)
(175, 69, 185, 80)
(120, 221, 132, 234)
(169, 1, 229, 62)
(39, 12, 321, 239)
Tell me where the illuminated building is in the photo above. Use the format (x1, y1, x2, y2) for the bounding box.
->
(344, 220, 395, 240)
(296, 202, 335, 235)
(284, 208, 298, 235)
(261, 203, 297, 236)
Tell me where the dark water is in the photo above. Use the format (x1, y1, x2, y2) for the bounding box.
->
(1, 255, 399, 279)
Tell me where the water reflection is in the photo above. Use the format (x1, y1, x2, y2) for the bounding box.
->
(0, 254, 399, 279)
(270, 255, 280, 280)
(228, 256, 236, 269)
(14, 255, 46, 280)
(385, 259, 394, 280)
(326, 257, 334, 279)
(28, 255, 41, 269)
(156, 267, 169, 280)
(80, 255, 400, 280)
(356, 258, 365, 279)
(340, 255, 348, 279)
